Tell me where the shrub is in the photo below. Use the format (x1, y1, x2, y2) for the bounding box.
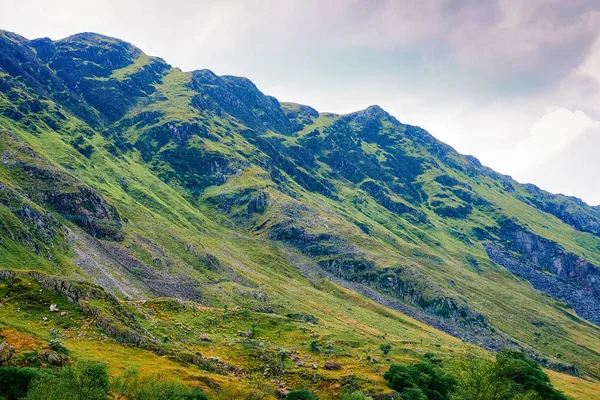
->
(383, 362, 455, 400)
(379, 343, 392, 355)
(25, 361, 109, 400)
(286, 390, 319, 400)
(0, 367, 41, 400)
(111, 368, 142, 400)
(47, 330, 68, 355)
(494, 350, 567, 400)
(451, 351, 568, 400)
(186, 388, 210, 400)
(309, 340, 320, 353)
(135, 378, 191, 400)
(111, 369, 209, 400)
(401, 388, 427, 400)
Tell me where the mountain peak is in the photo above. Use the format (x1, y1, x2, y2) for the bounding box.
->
(1, 29, 600, 398)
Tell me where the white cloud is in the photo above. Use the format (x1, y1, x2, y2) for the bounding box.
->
(510, 108, 600, 176)
(519, 122, 600, 205)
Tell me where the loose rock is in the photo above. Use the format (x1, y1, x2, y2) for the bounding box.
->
(324, 361, 341, 370)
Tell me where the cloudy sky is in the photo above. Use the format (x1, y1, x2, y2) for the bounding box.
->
(2, 0, 600, 204)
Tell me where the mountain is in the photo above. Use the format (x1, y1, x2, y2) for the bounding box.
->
(1, 30, 600, 398)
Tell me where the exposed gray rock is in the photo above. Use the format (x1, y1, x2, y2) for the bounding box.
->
(485, 242, 600, 326)
(39, 350, 68, 366)
(0, 342, 15, 363)
(199, 333, 211, 341)
(324, 361, 341, 370)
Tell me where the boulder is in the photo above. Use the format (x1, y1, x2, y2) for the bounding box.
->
(40, 350, 68, 366)
(0, 342, 15, 363)
(324, 361, 341, 370)
(199, 333, 211, 341)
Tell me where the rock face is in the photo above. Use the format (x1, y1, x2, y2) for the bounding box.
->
(41, 186, 123, 240)
(189, 70, 297, 135)
(39, 350, 68, 366)
(485, 243, 600, 326)
(0, 341, 14, 363)
(0, 129, 124, 241)
(30, 272, 152, 345)
(520, 184, 600, 238)
(483, 219, 600, 326)
(496, 219, 600, 296)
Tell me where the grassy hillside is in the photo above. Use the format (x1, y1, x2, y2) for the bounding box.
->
(1, 30, 600, 398)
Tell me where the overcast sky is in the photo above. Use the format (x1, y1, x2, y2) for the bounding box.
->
(2, 0, 600, 205)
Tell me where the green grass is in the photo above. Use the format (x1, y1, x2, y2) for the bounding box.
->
(1, 32, 600, 398)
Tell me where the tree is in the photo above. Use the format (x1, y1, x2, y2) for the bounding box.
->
(451, 351, 567, 400)
(494, 351, 567, 400)
(401, 388, 428, 400)
(286, 390, 319, 400)
(0, 367, 41, 400)
(185, 388, 210, 400)
(25, 361, 109, 400)
(383, 362, 455, 400)
(111, 368, 142, 400)
(451, 356, 512, 400)
(134, 376, 194, 400)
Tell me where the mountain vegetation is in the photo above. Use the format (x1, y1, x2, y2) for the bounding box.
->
(0, 30, 600, 398)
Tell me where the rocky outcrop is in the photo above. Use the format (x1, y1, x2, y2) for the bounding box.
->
(39, 350, 68, 367)
(0, 129, 124, 241)
(0, 270, 16, 282)
(287, 251, 511, 352)
(494, 218, 600, 298)
(29, 272, 152, 344)
(189, 70, 297, 134)
(520, 184, 600, 238)
(0, 342, 15, 364)
(484, 243, 600, 326)
(317, 255, 489, 328)
(41, 185, 123, 240)
(205, 188, 269, 218)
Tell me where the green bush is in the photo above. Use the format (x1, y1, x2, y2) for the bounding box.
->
(135, 379, 191, 400)
(383, 362, 455, 400)
(47, 330, 68, 355)
(286, 390, 319, 400)
(379, 343, 392, 355)
(309, 340, 320, 353)
(111, 368, 142, 400)
(495, 351, 567, 400)
(0, 367, 41, 400)
(185, 388, 210, 400)
(25, 361, 109, 400)
(111, 369, 209, 400)
(451, 351, 567, 400)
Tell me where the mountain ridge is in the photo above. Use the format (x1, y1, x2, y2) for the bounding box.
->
(1, 29, 600, 398)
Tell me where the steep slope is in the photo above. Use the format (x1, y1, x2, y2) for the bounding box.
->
(1, 30, 600, 398)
